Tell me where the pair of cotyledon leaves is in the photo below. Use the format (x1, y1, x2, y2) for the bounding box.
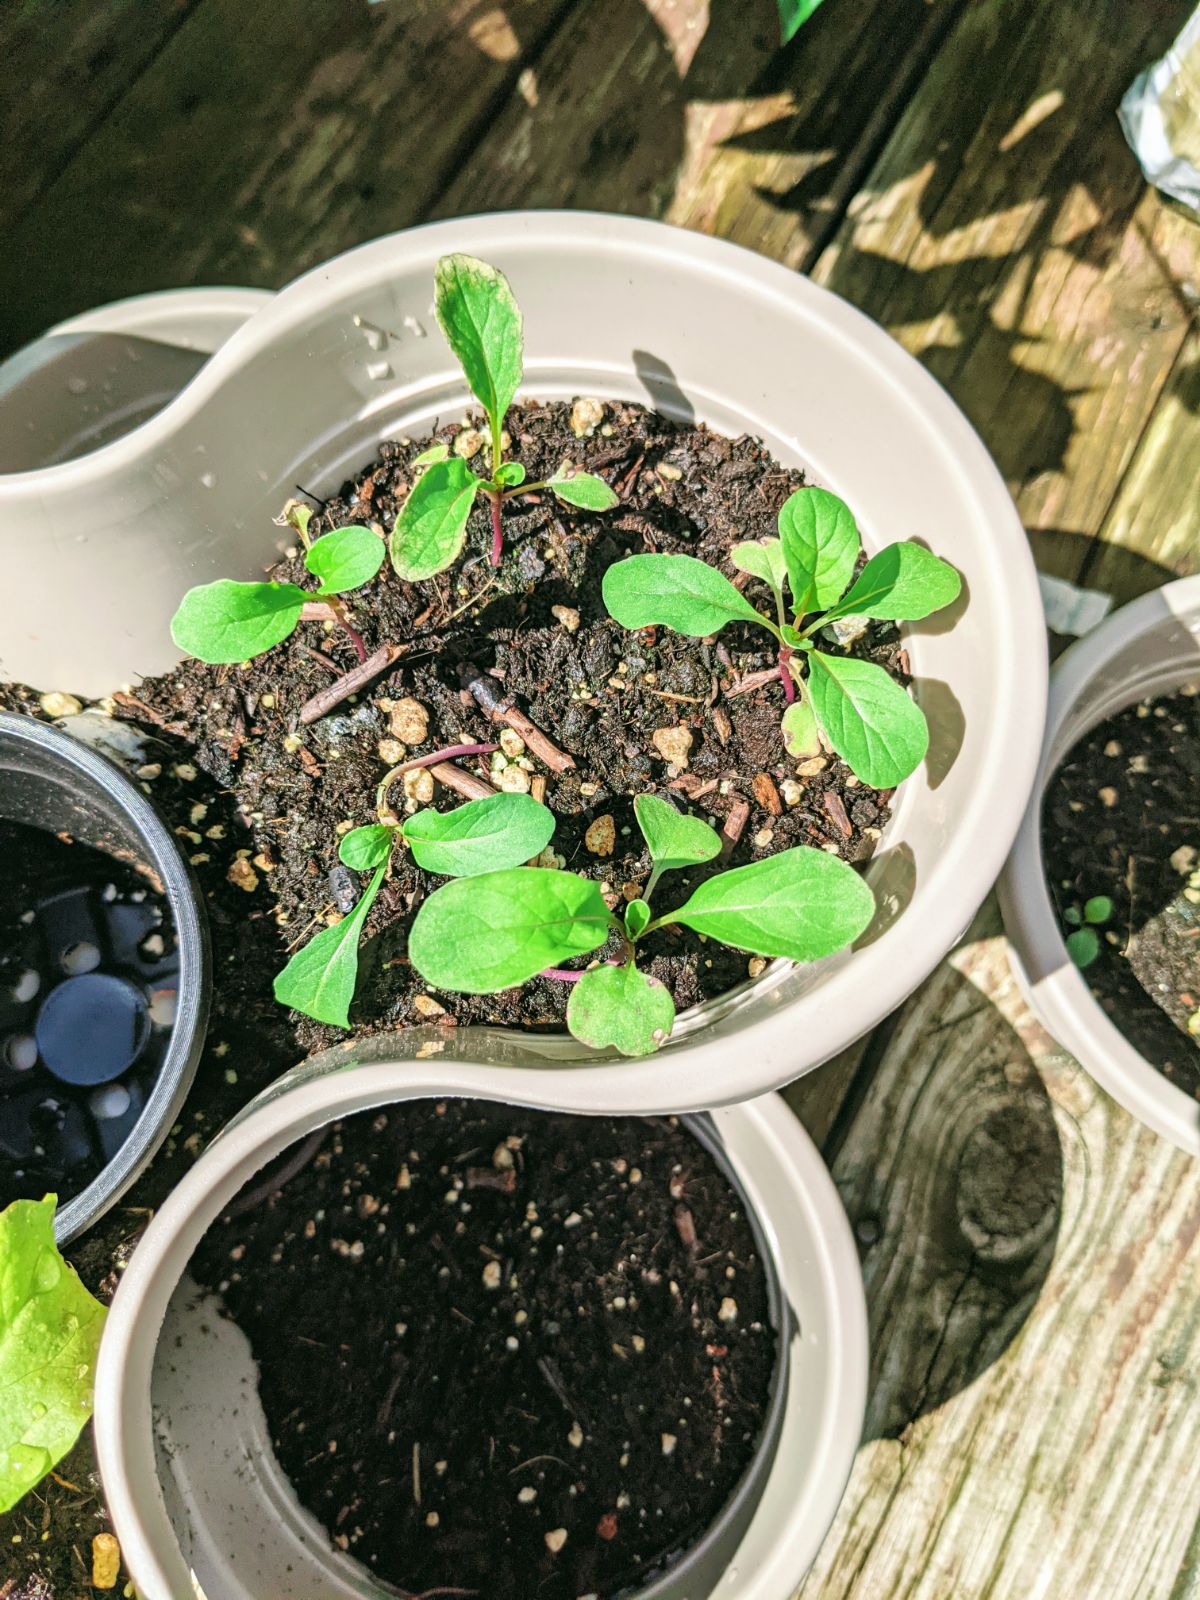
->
(602, 487, 961, 789)
(276, 789, 873, 1057)
(389, 255, 618, 581)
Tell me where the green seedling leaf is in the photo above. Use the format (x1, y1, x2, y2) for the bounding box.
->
(777, 0, 825, 43)
(824, 541, 961, 623)
(305, 525, 385, 596)
(1063, 905, 1083, 926)
(402, 794, 555, 878)
(807, 651, 928, 787)
(1066, 926, 1100, 969)
(603, 554, 769, 638)
(0, 1196, 106, 1513)
(170, 579, 306, 664)
(390, 456, 481, 582)
(659, 846, 874, 963)
(548, 471, 619, 511)
(339, 824, 395, 871)
(567, 962, 676, 1057)
(409, 868, 612, 993)
(274, 863, 386, 1027)
(413, 442, 450, 466)
(625, 898, 651, 940)
(634, 794, 721, 890)
(494, 461, 526, 489)
(1084, 895, 1114, 925)
(779, 488, 860, 616)
(730, 538, 788, 599)
(279, 499, 314, 541)
(434, 254, 524, 441)
(781, 699, 822, 759)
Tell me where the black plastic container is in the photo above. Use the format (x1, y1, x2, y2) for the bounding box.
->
(0, 712, 209, 1240)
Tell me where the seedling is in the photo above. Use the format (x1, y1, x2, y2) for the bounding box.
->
(408, 791, 875, 1057)
(171, 503, 383, 665)
(602, 488, 960, 788)
(389, 255, 619, 580)
(0, 1195, 106, 1512)
(274, 791, 556, 1028)
(1062, 893, 1113, 969)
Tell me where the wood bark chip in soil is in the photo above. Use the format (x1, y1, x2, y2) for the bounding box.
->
(189, 1099, 776, 1600)
(1041, 685, 1200, 1096)
(129, 398, 907, 1045)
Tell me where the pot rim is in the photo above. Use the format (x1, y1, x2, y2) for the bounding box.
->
(94, 1063, 867, 1600)
(0, 711, 211, 1239)
(999, 575, 1200, 1156)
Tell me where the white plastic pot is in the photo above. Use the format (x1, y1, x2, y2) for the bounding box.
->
(94, 1041, 868, 1600)
(0, 215, 1046, 1106)
(999, 577, 1200, 1157)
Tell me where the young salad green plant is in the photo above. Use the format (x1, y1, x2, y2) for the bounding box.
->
(1062, 893, 1113, 969)
(389, 255, 619, 580)
(407, 792, 875, 1057)
(274, 791, 557, 1028)
(171, 502, 383, 665)
(602, 487, 961, 789)
(0, 1196, 106, 1512)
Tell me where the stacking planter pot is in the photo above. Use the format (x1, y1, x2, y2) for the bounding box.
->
(0, 213, 1047, 1107)
(1000, 577, 1200, 1157)
(94, 1039, 868, 1600)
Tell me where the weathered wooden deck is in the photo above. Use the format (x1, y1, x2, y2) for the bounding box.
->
(4, 1, 1200, 1595)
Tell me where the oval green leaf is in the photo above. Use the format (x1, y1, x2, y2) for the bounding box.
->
(779, 488, 861, 617)
(273, 863, 386, 1028)
(434, 253, 524, 435)
(1066, 926, 1100, 969)
(806, 650, 928, 787)
(402, 794, 556, 878)
(389, 456, 481, 582)
(824, 540, 961, 623)
(170, 579, 306, 664)
(548, 471, 619, 511)
(305, 525, 385, 595)
(408, 868, 612, 993)
(660, 846, 874, 962)
(730, 538, 787, 597)
(1084, 894, 1113, 925)
(566, 962, 676, 1057)
(0, 1196, 107, 1514)
(634, 793, 721, 875)
(494, 461, 526, 489)
(781, 699, 822, 758)
(625, 898, 651, 939)
(339, 823, 395, 871)
(603, 554, 770, 639)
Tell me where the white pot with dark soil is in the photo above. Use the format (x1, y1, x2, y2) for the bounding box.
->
(0, 215, 1045, 1106)
(1000, 577, 1200, 1156)
(93, 1039, 867, 1600)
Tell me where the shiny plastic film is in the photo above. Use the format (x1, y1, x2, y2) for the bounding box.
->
(1121, 7, 1200, 210)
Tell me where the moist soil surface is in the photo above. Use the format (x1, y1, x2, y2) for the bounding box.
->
(190, 1099, 776, 1600)
(1042, 685, 1200, 1096)
(126, 397, 900, 1047)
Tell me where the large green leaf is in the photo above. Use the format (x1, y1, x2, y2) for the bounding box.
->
(273, 863, 386, 1027)
(434, 254, 524, 438)
(0, 1196, 106, 1513)
(305, 525, 385, 595)
(566, 962, 676, 1057)
(389, 457, 481, 581)
(548, 471, 619, 511)
(823, 541, 961, 623)
(603, 554, 770, 638)
(806, 650, 928, 787)
(659, 847, 873, 962)
(402, 794, 556, 878)
(170, 579, 305, 664)
(408, 869, 612, 993)
(779, 488, 860, 617)
(634, 794, 721, 892)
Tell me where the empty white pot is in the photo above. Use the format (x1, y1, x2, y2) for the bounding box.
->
(93, 1039, 868, 1600)
(999, 577, 1200, 1156)
(0, 215, 1046, 1106)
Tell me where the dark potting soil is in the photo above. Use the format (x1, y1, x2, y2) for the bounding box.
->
(190, 1098, 776, 1600)
(0, 821, 181, 1208)
(125, 397, 901, 1046)
(1041, 685, 1200, 1096)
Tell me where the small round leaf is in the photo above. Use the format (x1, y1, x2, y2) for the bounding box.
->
(305, 525, 385, 595)
(566, 963, 676, 1057)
